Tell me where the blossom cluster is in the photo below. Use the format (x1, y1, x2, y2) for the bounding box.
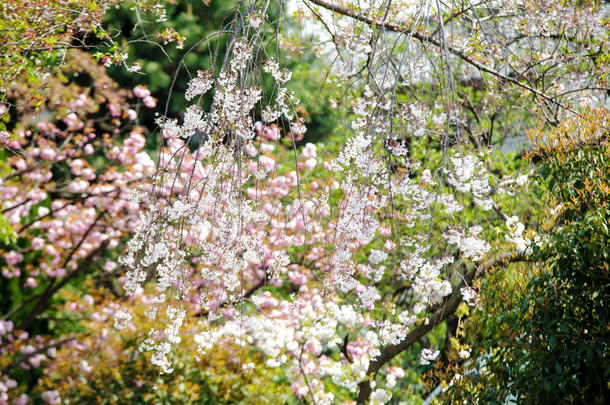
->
(0, 50, 157, 404)
(115, 25, 513, 402)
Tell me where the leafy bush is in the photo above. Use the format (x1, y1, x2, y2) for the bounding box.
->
(442, 108, 610, 404)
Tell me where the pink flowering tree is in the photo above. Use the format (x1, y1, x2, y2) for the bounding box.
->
(0, 50, 158, 403)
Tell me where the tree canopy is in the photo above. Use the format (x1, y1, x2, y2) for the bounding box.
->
(0, 1, 608, 404)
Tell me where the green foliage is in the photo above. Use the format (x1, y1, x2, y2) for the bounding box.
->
(0, 0, 113, 109)
(102, 0, 337, 142)
(0, 214, 17, 247)
(518, 109, 610, 403)
(0, 0, 177, 111)
(102, 0, 238, 122)
(444, 108, 610, 404)
(36, 286, 295, 405)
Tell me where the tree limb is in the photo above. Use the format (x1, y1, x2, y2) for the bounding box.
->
(305, 0, 576, 114)
(356, 251, 529, 403)
(1, 336, 79, 374)
(17, 211, 109, 331)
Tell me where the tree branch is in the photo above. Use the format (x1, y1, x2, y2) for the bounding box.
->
(305, 0, 576, 114)
(17, 211, 109, 331)
(356, 251, 529, 403)
(1, 336, 79, 374)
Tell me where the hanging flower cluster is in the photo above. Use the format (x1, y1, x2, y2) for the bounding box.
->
(115, 20, 521, 403)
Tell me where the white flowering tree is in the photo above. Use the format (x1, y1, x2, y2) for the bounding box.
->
(111, 1, 608, 403)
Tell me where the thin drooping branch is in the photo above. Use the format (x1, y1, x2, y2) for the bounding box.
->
(195, 273, 268, 318)
(356, 251, 529, 403)
(305, 0, 576, 114)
